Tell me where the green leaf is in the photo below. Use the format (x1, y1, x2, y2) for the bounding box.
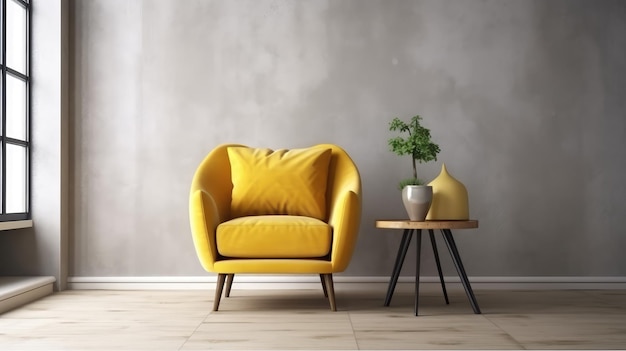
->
(387, 115, 441, 181)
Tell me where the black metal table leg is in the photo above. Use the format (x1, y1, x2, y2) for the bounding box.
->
(384, 229, 413, 306)
(429, 229, 449, 305)
(441, 229, 481, 314)
(414, 229, 422, 316)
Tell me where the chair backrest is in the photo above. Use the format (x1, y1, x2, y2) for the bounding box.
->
(191, 144, 361, 222)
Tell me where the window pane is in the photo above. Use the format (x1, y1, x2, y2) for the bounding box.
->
(0, 83, 3, 136)
(6, 144, 27, 213)
(7, 0, 28, 74)
(6, 74, 27, 140)
(0, 151, 3, 211)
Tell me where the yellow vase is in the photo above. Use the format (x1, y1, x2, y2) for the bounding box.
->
(426, 163, 469, 220)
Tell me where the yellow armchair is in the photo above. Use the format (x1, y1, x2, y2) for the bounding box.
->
(189, 143, 362, 311)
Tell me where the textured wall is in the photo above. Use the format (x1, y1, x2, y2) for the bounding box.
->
(68, 0, 626, 277)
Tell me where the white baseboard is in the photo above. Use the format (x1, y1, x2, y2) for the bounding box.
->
(66, 275, 626, 290)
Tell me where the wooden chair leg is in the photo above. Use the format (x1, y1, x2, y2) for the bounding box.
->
(213, 273, 227, 311)
(320, 274, 328, 298)
(225, 274, 235, 297)
(322, 274, 336, 311)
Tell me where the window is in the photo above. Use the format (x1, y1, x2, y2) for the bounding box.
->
(1, 0, 30, 221)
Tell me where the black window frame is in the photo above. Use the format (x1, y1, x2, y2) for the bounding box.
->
(1, 0, 31, 222)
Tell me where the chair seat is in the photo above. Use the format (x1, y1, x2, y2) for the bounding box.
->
(216, 215, 332, 258)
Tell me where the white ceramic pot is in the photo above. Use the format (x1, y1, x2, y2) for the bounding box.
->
(401, 185, 433, 221)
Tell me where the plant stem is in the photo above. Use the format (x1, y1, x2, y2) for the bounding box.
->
(407, 125, 417, 179)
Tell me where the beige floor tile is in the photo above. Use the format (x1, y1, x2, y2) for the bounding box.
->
(1, 288, 626, 350)
(213, 296, 333, 312)
(486, 313, 626, 349)
(205, 309, 351, 323)
(475, 289, 624, 315)
(0, 317, 200, 350)
(0, 336, 188, 351)
(582, 289, 626, 309)
(2, 290, 212, 321)
(351, 314, 522, 349)
(0, 290, 209, 351)
(181, 321, 358, 350)
(342, 289, 478, 316)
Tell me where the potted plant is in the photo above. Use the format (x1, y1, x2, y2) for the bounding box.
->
(388, 115, 441, 221)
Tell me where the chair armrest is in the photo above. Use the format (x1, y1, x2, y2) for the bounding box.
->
(328, 190, 361, 272)
(189, 189, 221, 272)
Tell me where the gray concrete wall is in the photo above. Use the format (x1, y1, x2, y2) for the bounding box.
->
(67, 0, 626, 278)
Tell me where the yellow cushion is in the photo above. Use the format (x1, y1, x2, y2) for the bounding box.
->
(228, 146, 332, 220)
(216, 215, 332, 258)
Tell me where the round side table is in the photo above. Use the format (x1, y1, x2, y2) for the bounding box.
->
(375, 220, 481, 316)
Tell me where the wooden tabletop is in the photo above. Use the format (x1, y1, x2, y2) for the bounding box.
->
(375, 220, 479, 230)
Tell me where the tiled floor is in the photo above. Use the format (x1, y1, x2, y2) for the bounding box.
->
(0, 284, 625, 350)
